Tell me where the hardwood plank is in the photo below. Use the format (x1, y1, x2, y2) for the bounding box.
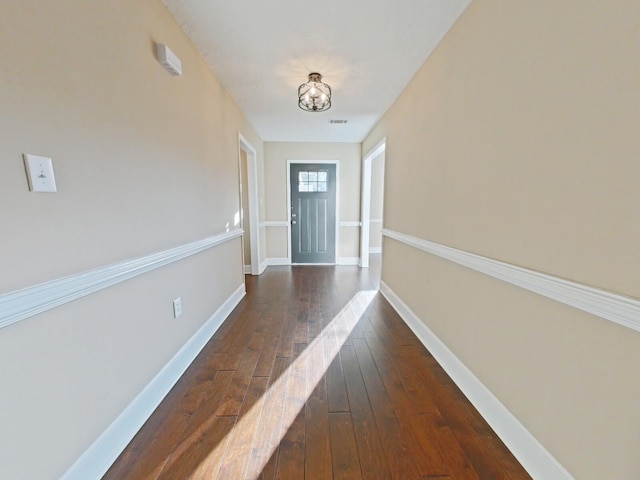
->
(304, 380, 332, 480)
(360, 335, 446, 476)
(217, 376, 270, 479)
(275, 310, 298, 359)
(339, 345, 391, 479)
(246, 357, 292, 480)
(273, 342, 308, 478)
(217, 348, 262, 417)
(325, 351, 350, 413)
(416, 413, 481, 480)
(329, 412, 363, 480)
(445, 383, 531, 479)
(160, 415, 235, 480)
(350, 342, 422, 479)
(398, 346, 508, 479)
(275, 409, 306, 479)
(253, 326, 282, 378)
(156, 370, 236, 479)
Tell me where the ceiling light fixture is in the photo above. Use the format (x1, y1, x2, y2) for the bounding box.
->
(298, 73, 332, 112)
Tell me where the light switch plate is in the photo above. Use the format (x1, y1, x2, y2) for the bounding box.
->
(173, 297, 182, 318)
(24, 154, 57, 192)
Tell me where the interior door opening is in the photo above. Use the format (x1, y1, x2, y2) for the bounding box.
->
(238, 133, 260, 275)
(360, 139, 386, 270)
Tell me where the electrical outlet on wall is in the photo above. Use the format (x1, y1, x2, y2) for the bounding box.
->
(173, 297, 182, 318)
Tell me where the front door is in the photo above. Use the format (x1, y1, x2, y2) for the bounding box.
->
(290, 163, 337, 264)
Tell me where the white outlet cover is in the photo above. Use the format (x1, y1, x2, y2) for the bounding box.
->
(24, 154, 57, 192)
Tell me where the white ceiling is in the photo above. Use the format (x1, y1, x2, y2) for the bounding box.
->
(162, 0, 470, 143)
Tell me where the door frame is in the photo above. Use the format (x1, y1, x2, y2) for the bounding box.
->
(287, 159, 340, 264)
(238, 133, 261, 275)
(360, 138, 386, 268)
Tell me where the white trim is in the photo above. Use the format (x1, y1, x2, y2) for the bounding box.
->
(287, 160, 340, 265)
(382, 228, 640, 333)
(339, 221, 362, 227)
(360, 138, 386, 268)
(266, 257, 291, 266)
(243, 265, 252, 274)
(292, 262, 335, 266)
(259, 258, 269, 274)
(370, 218, 383, 224)
(379, 281, 574, 480)
(369, 247, 382, 254)
(61, 283, 246, 480)
(260, 220, 289, 227)
(0, 230, 243, 330)
(337, 257, 360, 266)
(238, 133, 261, 276)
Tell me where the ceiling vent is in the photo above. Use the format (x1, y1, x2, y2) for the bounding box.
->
(329, 119, 348, 124)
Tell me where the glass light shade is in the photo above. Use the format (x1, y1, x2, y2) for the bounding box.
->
(298, 73, 332, 112)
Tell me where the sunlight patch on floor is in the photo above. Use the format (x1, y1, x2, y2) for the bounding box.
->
(192, 289, 377, 479)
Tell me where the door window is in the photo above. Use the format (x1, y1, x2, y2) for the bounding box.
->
(298, 170, 328, 192)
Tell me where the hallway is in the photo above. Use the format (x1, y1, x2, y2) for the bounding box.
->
(104, 264, 530, 479)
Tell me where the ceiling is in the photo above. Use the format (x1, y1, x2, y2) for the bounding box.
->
(162, 0, 470, 143)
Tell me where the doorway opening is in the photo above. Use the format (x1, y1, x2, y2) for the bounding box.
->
(287, 160, 339, 264)
(360, 139, 386, 269)
(238, 133, 261, 275)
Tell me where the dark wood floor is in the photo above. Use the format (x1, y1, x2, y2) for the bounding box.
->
(104, 260, 531, 479)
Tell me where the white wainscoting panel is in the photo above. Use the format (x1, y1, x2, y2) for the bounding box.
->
(379, 281, 574, 480)
(60, 283, 246, 480)
(266, 257, 290, 266)
(260, 220, 289, 227)
(382, 229, 640, 334)
(337, 257, 360, 265)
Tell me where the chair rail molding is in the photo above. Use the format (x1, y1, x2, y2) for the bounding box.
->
(382, 228, 640, 333)
(0, 229, 244, 329)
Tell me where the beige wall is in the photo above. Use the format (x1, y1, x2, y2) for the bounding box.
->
(364, 0, 640, 478)
(0, 1, 262, 478)
(263, 142, 362, 260)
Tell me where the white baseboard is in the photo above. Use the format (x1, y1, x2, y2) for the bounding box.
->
(61, 283, 246, 480)
(337, 257, 360, 265)
(369, 247, 382, 254)
(260, 257, 362, 269)
(379, 281, 574, 480)
(244, 265, 252, 274)
(259, 258, 269, 274)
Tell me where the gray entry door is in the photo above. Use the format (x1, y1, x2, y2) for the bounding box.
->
(290, 163, 337, 264)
